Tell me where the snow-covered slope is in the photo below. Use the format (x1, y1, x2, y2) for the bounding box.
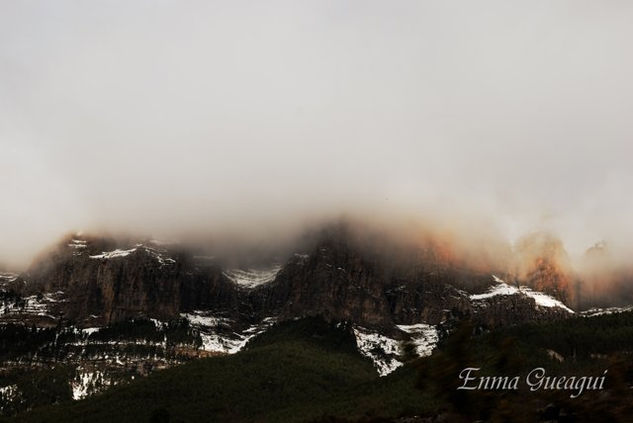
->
(0, 290, 66, 323)
(71, 369, 111, 401)
(223, 265, 282, 289)
(181, 311, 277, 354)
(353, 323, 439, 376)
(89, 244, 175, 266)
(89, 248, 137, 259)
(353, 326, 403, 376)
(396, 323, 439, 357)
(471, 275, 574, 313)
(0, 273, 18, 283)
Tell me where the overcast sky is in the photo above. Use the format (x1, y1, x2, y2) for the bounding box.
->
(1, 1, 633, 268)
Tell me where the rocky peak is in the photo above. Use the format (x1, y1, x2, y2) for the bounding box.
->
(511, 232, 573, 304)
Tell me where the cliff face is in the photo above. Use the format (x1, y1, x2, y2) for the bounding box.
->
(261, 239, 393, 327)
(5, 231, 573, 331)
(258, 237, 474, 330)
(21, 239, 241, 325)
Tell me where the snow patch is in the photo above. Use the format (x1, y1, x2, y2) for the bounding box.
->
(150, 318, 167, 329)
(199, 318, 276, 353)
(470, 281, 520, 300)
(0, 292, 62, 318)
(182, 312, 276, 354)
(580, 306, 633, 317)
(353, 323, 440, 376)
(89, 245, 175, 266)
(90, 248, 137, 259)
(525, 290, 574, 312)
(353, 326, 403, 376)
(470, 275, 574, 313)
(142, 246, 176, 266)
(180, 311, 230, 327)
(396, 323, 439, 357)
(0, 384, 20, 402)
(0, 273, 18, 283)
(68, 239, 87, 249)
(0, 383, 23, 413)
(492, 274, 505, 284)
(199, 333, 244, 353)
(223, 265, 282, 289)
(21, 295, 51, 316)
(71, 369, 111, 400)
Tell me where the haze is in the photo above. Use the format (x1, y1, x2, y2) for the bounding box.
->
(2, 1, 633, 269)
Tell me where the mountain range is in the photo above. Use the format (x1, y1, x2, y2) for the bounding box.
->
(0, 223, 631, 420)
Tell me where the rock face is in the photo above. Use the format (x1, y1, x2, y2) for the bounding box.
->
(261, 239, 395, 328)
(257, 236, 475, 332)
(2, 230, 574, 332)
(19, 239, 242, 326)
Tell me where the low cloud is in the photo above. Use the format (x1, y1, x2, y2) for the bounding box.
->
(1, 1, 633, 274)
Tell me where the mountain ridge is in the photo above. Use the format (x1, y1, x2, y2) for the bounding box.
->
(3, 229, 577, 332)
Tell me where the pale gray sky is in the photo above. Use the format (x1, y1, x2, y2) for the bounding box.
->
(1, 1, 633, 267)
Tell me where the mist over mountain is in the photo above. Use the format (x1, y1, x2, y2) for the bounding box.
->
(2, 1, 633, 271)
(13, 216, 633, 311)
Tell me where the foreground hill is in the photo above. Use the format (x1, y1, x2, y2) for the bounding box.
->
(5, 312, 633, 423)
(4, 318, 434, 423)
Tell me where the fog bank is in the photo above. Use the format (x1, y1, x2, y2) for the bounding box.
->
(2, 1, 633, 269)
